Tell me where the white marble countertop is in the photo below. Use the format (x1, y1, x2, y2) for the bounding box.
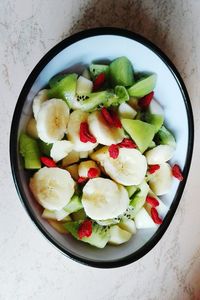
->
(0, 0, 200, 299)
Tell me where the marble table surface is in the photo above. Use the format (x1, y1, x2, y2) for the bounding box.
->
(0, 0, 200, 299)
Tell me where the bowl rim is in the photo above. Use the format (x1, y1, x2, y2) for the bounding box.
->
(10, 27, 194, 268)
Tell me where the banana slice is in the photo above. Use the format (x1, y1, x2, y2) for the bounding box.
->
(92, 147, 147, 186)
(36, 98, 69, 144)
(29, 167, 74, 210)
(76, 76, 93, 95)
(32, 89, 48, 119)
(26, 118, 38, 139)
(88, 111, 124, 146)
(50, 140, 73, 162)
(149, 163, 173, 195)
(118, 102, 137, 119)
(67, 110, 98, 151)
(82, 178, 129, 220)
(145, 145, 175, 165)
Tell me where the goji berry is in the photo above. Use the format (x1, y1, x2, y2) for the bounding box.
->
(79, 122, 97, 143)
(172, 164, 184, 181)
(146, 195, 159, 207)
(118, 138, 137, 148)
(87, 167, 100, 178)
(40, 156, 56, 167)
(151, 207, 162, 224)
(77, 177, 88, 184)
(148, 164, 160, 174)
(101, 107, 114, 126)
(108, 144, 119, 159)
(110, 110, 122, 128)
(139, 91, 154, 109)
(93, 73, 106, 91)
(78, 220, 93, 239)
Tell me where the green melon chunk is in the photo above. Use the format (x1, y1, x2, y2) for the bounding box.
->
(154, 125, 176, 148)
(48, 73, 78, 107)
(110, 57, 134, 87)
(128, 74, 157, 97)
(63, 195, 83, 214)
(145, 113, 164, 133)
(89, 64, 109, 79)
(121, 119, 155, 153)
(19, 133, 41, 169)
(64, 221, 110, 248)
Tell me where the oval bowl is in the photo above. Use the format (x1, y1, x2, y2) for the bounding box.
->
(10, 28, 194, 268)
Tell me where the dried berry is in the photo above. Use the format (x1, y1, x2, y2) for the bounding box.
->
(151, 207, 162, 224)
(87, 167, 100, 178)
(77, 177, 88, 184)
(172, 164, 184, 181)
(146, 195, 159, 207)
(139, 91, 154, 109)
(79, 122, 97, 143)
(148, 164, 160, 174)
(93, 73, 106, 91)
(40, 156, 56, 168)
(78, 220, 92, 239)
(108, 144, 119, 159)
(118, 138, 137, 148)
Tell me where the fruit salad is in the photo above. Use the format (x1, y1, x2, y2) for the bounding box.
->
(19, 57, 183, 248)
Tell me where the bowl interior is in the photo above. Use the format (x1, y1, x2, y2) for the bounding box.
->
(16, 34, 189, 264)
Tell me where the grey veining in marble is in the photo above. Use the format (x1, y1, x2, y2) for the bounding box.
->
(0, 0, 200, 299)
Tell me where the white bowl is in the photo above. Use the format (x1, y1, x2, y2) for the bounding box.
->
(10, 28, 194, 268)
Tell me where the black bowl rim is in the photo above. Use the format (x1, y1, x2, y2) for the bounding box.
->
(10, 27, 194, 269)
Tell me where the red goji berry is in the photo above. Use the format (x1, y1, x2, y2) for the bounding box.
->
(172, 164, 184, 181)
(118, 138, 137, 148)
(110, 110, 122, 128)
(151, 207, 162, 224)
(79, 122, 97, 143)
(146, 196, 159, 207)
(40, 156, 56, 167)
(101, 107, 114, 126)
(108, 144, 119, 159)
(87, 167, 100, 178)
(77, 177, 88, 184)
(148, 164, 160, 174)
(139, 91, 154, 109)
(93, 73, 106, 91)
(78, 220, 93, 239)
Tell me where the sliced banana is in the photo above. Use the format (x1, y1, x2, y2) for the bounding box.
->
(29, 167, 75, 211)
(50, 140, 73, 162)
(36, 98, 69, 144)
(119, 219, 136, 234)
(94, 147, 147, 186)
(145, 145, 175, 165)
(149, 163, 173, 195)
(82, 178, 129, 220)
(79, 151, 89, 159)
(88, 111, 124, 146)
(32, 89, 48, 119)
(108, 225, 132, 245)
(67, 110, 98, 151)
(78, 160, 99, 178)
